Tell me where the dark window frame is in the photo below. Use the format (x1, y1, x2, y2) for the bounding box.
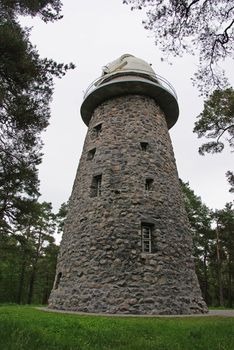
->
(141, 223, 154, 253)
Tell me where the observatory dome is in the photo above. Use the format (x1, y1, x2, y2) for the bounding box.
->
(101, 54, 156, 77)
(81, 54, 179, 129)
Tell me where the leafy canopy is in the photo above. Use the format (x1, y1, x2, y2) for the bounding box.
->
(193, 88, 234, 155)
(123, 0, 234, 94)
(181, 180, 234, 306)
(193, 88, 234, 194)
(0, 0, 75, 232)
(0, 0, 63, 22)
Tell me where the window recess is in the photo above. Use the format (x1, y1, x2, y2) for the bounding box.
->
(93, 123, 102, 137)
(87, 148, 96, 160)
(140, 142, 149, 151)
(54, 272, 62, 289)
(145, 178, 153, 191)
(91, 174, 102, 197)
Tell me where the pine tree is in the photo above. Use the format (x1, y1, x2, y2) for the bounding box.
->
(123, 0, 233, 94)
(0, 0, 74, 233)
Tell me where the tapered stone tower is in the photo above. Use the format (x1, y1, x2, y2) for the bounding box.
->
(49, 54, 207, 315)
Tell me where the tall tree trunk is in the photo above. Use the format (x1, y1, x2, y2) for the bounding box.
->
(203, 249, 209, 304)
(42, 273, 49, 305)
(27, 262, 36, 304)
(216, 224, 224, 306)
(27, 229, 42, 304)
(228, 256, 232, 308)
(16, 250, 27, 304)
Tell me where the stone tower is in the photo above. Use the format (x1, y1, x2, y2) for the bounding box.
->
(49, 54, 207, 315)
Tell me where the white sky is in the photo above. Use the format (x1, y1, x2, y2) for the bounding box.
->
(21, 0, 233, 213)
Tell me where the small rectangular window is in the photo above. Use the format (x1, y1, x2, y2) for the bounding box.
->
(94, 123, 102, 137)
(141, 224, 152, 253)
(145, 178, 153, 191)
(91, 174, 102, 197)
(140, 142, 148, 151)
(87, 148, 96, 160)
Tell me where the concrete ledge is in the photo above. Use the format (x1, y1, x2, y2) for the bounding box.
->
(80, 79, 179, 129)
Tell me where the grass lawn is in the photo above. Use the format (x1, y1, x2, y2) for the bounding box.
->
(0, 305, 234, 350)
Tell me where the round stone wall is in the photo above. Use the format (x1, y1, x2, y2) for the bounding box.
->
(49, 95, 207, 315)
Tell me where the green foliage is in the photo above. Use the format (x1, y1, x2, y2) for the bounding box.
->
(0, 201, 59, 305)
(181, 181, 234, 307)
(193, 88, 234, 200)
(0, 1, 75, 232)
(1, 306, 234, 350)
(181, 181, 214, 304)
(193, 88, 234, 155)
(56, 202, 68, 234)
(226, 171, 234, 193)
(213, 204, 234, 307)
(181, 181, 212, 233)
(123, 0, 233, 94)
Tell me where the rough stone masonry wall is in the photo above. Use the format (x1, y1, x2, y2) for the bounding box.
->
(49, 95, 207, 315)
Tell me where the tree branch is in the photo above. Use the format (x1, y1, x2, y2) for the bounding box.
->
(217, 125, 234, 143)
(185, 0, 200, 16)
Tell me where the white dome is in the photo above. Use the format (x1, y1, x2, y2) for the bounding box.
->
(102, 54, 155, 76)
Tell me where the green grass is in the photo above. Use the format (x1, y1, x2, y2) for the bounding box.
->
(0, 305, 234, 350)
(209, 306, 234, 310)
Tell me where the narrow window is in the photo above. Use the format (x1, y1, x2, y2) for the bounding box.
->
(140, 142, 148, 151)
(141, 224, 152, 253)
(55, 272, 62, 289)
(94, 123, 102, 137)
(91, 174, 102, 197)
(87, 148, 96, 160)
(145, 178, 153, 191)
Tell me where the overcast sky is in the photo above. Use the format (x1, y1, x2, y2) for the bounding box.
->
(21, 0, 233, 213)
